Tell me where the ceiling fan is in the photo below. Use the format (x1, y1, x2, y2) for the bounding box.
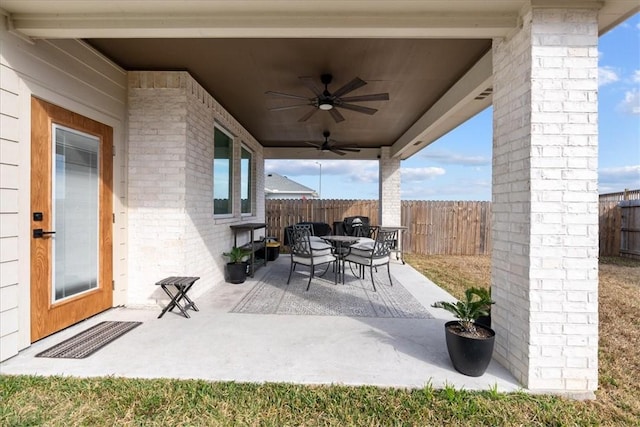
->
(304, 131, 361, 156)
(266, 74, 389, 123)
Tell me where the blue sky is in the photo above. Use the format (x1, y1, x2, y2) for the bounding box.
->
(266, 14, 640, 200)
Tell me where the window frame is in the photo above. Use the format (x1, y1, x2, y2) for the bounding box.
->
(213, 125, 234, 218)
(240, 144, 254, 216)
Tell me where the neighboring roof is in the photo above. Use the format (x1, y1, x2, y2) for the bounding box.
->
(265, 173, 317, 197)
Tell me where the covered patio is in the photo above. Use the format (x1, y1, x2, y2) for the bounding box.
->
(2, 0, 639, 398)
(0, 257, 520, 391)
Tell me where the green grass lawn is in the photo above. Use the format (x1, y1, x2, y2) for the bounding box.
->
(2, 255, 639, 426)
(0, 376, 609, 426)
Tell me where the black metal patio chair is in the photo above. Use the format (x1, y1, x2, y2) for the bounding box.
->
(344, 228, 397, 292)
(286, 225, 337, 291)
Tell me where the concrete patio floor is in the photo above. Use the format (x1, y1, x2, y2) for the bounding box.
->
(0, 257, 521, 392)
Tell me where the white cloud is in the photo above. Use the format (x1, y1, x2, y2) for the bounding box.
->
(598, 66, 620, 86)
(600, 165, 640, 180)
(401, 179, 491, 201)
(633, 69, 640, 83)
(617, 88, 640, 115)
(323, 160, 378, 174)
(400, 186, 440, 200)
(349, 170, 378, 184)
(401, 167, 446, 182)
(265, 159, 378, 177)
(599, 165, 640, 193)
(421, 150, 491, 166)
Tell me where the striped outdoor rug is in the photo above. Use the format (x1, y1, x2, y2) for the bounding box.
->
(36, 321, 142, 359)
(232, 261, 432, 319)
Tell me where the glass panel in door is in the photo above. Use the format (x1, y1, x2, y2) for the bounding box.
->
(53, 125, 100, 301)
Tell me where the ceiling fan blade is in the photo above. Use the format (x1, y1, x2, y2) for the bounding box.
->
(298, 108, 319, 122)
(326, 140, 354, 148)
(339, 93, 389, 103)
(268, 103, 312, 111)
(334, 146, 361, 152)
(303, 141, 322, 148)
(332, 77, 367, 98)
(336, 103, 378, 115)
(265, 90, 309, 101)
(299, 76, 322, 96)
(328, 108, 345, 123)
(329, 148, 347, 156)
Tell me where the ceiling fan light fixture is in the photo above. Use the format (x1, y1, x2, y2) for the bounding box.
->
(318, 100, 333, 110)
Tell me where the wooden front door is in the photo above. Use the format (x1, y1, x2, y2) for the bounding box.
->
(30, 97, 113, 342)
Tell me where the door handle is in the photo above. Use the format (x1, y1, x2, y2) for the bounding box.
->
(33, 229, 56, 238)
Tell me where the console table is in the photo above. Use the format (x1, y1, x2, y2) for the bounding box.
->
(229, 223, 267, 277)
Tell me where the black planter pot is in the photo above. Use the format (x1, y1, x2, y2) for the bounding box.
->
(226, 262, 247, 284)
(476, 314, 491, 328)
(444, 320, 495, 377)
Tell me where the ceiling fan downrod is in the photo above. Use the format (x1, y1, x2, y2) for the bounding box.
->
(319, 74, 334, 110)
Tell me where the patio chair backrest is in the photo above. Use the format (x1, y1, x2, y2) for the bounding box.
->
(288, 225, 313, 258)
(294, 223, 315, 236)
(373, 229, 397, 259)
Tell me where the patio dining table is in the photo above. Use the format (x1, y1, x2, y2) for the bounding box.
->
(320, 235, 360, 284)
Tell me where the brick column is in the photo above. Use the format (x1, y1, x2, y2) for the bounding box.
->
(128, 71, 265, 306)
(492, 6, 599, 396)
(127, 72, 189, 305)
(379, 146, 401, 226)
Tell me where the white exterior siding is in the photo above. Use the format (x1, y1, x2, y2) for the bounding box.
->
(0, 61, 21, 361)
(0, 21, 127, 361)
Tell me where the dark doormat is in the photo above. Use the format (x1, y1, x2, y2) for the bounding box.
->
(36, 321, 142, 359)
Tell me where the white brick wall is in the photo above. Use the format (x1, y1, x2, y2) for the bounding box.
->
(127, 71, 264, 307)
(379, 147, 401, 226)
(492, 7, 599, 394)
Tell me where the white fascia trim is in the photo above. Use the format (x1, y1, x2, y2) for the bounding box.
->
(10, 13, 519, 39)
(391, 50, 493, 160)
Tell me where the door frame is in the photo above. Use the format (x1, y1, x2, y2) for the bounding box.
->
(30, 97, 114, 342)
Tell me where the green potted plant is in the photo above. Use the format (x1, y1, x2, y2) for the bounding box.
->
(472, 286, 493, 328)
(223, 246, 251, 284)
(432, 287, 495, 377)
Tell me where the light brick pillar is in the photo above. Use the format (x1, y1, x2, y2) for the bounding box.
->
(127, 71, 264, 306)
(379, 146, 401, 226)
(492, 6, 599, 396)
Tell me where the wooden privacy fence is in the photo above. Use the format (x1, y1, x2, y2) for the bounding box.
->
(597, 189, 640, 203)
(265, 199, 491, 256)
(599, 201, 621, 256)
(599, 189, 640, 258)
(401, 201, 491, 255)
(267, 193, 636, 257)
